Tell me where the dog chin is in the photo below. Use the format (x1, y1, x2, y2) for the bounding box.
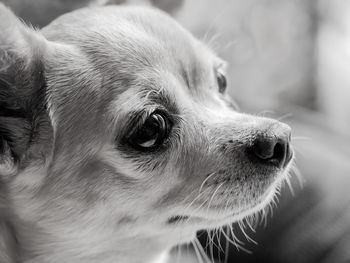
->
(171, 179, 281, 230)
(215, 187, 278, 226)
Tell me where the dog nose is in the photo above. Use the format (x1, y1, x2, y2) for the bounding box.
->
(248, 131, 292, 168)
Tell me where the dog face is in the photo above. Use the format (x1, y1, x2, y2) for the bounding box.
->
(0, 4, 293, 260)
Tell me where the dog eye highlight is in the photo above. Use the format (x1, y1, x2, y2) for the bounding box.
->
(126, 111, 171, 149)
(216, 68, 227, 94)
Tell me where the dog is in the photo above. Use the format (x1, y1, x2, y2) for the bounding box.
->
(0, 2, 294, 263)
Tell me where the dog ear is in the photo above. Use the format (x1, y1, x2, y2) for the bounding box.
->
(0, 4, 49, 176)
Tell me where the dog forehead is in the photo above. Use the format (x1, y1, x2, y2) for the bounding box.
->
(42, 6, 214, 89)
(43, 6, 202, 56)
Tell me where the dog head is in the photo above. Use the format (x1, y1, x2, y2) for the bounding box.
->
(0, 3, 294, 261)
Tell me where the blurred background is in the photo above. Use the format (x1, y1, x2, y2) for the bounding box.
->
(3, 0, 350, 262)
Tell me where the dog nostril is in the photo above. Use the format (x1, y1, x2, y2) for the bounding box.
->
(273, 142, 285, 161)
(248, 137, 291, 168)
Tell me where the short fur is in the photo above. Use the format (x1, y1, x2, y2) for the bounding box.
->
(0, 3, 294, 263)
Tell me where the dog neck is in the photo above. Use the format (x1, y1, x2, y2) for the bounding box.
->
(7, 167, 187, 263)
(12, 217, 174, 263)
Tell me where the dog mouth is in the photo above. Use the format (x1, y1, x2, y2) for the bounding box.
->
(167, 180, 280, 226)
(167, 215, 210, 225)
(167, 215, 191, 224)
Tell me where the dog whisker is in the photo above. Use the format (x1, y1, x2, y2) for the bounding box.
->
(198, 172, 217, 194)
(195, 238, 211, 263)
(192, 238, 211, 263)
(285, 175, 295, 196)
(191, 240, 203, 263)
(276, 113, 293, 122)
(224, 225, 252, 254)
(205, 183, 225, 216)
(292, 135, 312, 141)
(238, 221, 257, 245)
(224, 227, 230, 263)
(292, 165, 305, 188)
(256, 110, 276, 118)
(244, 217, 256, 233)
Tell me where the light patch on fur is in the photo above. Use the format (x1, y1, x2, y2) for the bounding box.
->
(11, 165, 47, 193)
(98, 146, 150, 179)
(46, 95, 57, 136)
(0, 146, 17, 180)
(153, 252, 169, 263)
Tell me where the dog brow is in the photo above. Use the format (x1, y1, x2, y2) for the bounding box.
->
(141, 87, 178, 114)
(178, 50, 215, 92)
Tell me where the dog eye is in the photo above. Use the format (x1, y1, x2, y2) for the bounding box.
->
(216, 69, 227, 93)
(127, 112, 170, 149)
